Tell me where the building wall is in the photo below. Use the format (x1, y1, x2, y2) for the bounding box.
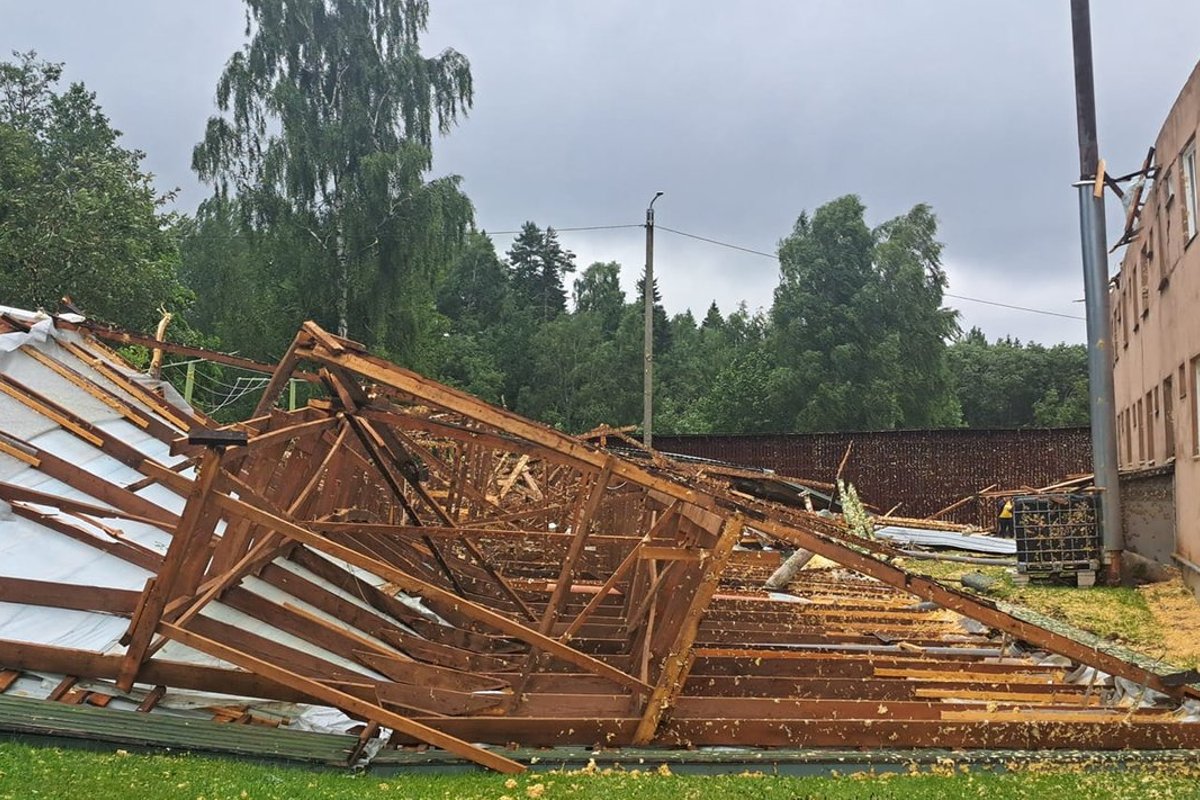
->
(1119, 467, 1176, 564)
(1111, 59, 1200, 596)
(653, 428, 1092, 527)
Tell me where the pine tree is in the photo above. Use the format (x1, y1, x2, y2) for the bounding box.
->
(506, 222, 575, 321)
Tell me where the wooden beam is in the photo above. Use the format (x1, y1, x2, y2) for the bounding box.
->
(158, 622, 524, 773)
(67, 321, 319, 382)
(203, 486, 649, 694)
(633, 515, 744, 744)
(57, 339, 202, 432)
(117, 448, 224, 691)
(0, 577, 138, 614)
(538, 458, 614, 635)
(18, 345, 177, 443)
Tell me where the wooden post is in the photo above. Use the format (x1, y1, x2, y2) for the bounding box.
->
(538, 458, 614, 635)
(116, 447, 224, 691)
(632, 515, 744, 745)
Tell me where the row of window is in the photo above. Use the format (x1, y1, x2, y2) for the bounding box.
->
(1116, 360, 1200, 468)
(1112, 138, 1199, 356)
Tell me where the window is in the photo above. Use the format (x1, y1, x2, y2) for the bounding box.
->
(1113, 307, 1121, 357)
(1137, 398, 1145, 463)
(1113, 282, 1123, 352)
(1183, 140, 1198, 242)
(1180, 363, 1187, 398)
(1125, 409, 1133, 465)
(1116, 410, 1122, 465)
(1146, 390, 1156, 463)
(1165, 376, 1176, 460)
(1193, 356, 1200, 456)
(1140, 253, 1150, 316)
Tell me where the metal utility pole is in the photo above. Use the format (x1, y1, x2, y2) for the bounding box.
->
(1070, 0, 1123, 582)
(643, 191, 663, 448)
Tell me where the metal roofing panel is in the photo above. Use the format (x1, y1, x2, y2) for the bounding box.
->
(0, 601, 128, 651)
(0, 505, 153, 588)
(875, 525, 1017, 555)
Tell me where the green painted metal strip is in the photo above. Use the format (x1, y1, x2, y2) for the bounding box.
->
(0, 695, 356, 765)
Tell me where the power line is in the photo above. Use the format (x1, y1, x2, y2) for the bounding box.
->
(942, 294, 1083, 321)
(656, 225, 777, 259)
(483, 223, 642, 236)
(655, 225, 1086, 322)
(483, 220, 1086, 322)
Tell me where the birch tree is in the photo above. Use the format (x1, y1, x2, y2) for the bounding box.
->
(192, 0, 473, 349)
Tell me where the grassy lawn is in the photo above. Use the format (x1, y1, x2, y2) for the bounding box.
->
(3, 743, 1200, 800)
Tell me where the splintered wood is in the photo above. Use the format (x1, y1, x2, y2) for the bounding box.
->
(0, 316, 1197, 773)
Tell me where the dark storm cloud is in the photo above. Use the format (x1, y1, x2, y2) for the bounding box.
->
(4, 0, 1197, 344)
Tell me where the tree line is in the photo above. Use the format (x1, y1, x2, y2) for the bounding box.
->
(0, 1, 1089, 433)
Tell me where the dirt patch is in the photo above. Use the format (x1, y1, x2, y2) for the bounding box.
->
(902, 558, 1200, 667)
(1138, 571, 1200, 669)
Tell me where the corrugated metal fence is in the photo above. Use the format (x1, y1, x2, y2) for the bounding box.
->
(654, 428, 1093, 526)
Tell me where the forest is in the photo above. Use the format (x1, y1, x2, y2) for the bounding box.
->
(0, 1, 1090, 434)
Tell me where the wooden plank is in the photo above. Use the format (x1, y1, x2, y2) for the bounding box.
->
(0, 638, 336, 704)
(6, 502, 164, 573)
(372, 678, 505, 717)
(460, 536, 538, 622)
(69, 321, 318, 381)
(538, 458, 613, 635)
(375, 628, 517, 674)
(57, 339, 202, 432)
(639, 546, 702, 562)
(927, 483, 997, 521)
(250, 331, 310, 417)
(0, 373, 102, 446)
(117, 449, 223, 691)
(559, 544, 641, 644)
(0, 445, 178, 528)
(46, 676, 77, 702)
(633, 516, 744, 744)
(158, 622, 524, 773)
(351, 649, 507, 695)
(136, 685, 166, 712)
(18, 345, 174, 441)
(218, 415, 341, 464)
(199, 483, 649, 694)
(0, 577, 138, 615)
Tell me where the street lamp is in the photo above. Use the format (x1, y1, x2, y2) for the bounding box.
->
(644, 191, 663, 448)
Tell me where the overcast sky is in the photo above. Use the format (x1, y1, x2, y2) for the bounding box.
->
(4, 1, 1199, 344)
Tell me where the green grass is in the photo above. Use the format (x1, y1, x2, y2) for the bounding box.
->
(3, 743, 1200, 800)
(906, 560, 1163, 648)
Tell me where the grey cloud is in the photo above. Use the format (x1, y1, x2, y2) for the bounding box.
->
(4, 0, 1196, 344)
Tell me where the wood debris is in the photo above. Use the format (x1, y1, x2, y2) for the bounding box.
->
(0, 312, 1196, 772)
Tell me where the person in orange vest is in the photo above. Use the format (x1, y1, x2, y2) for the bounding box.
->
(998, 498, 1015, 538)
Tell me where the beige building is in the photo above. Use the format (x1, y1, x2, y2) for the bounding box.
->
(1111, 60, 1200, 597)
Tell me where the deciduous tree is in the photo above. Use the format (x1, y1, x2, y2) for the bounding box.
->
(770, 195, 960, 431)
(191, 0, 473, 358)
(0, 52, 182, 329)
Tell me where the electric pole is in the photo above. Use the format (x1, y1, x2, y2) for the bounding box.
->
(643, 191, 663, 448)
(1070, 0, 1123, 582)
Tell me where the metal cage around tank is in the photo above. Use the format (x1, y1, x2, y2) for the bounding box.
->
(1013, 493, 1102, 580)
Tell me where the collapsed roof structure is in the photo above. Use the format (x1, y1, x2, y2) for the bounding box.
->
(0, 310, 1198, 773)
